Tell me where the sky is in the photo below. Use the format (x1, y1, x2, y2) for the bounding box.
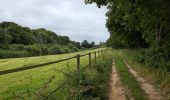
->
(0, 0, 109, 44)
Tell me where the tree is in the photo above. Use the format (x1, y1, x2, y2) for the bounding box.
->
(81, 40, 95, 48)
(85, 0, 170, 70)
(81, 40, 89, 48)
(0, 27, 11, 47)
(91, 41, 95, 46)
(85, 0, 170, 48)
(59, 36, 70, 45)
(72, 41, 81, 49)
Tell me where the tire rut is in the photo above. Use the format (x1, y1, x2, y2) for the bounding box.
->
(123, 60, 162, 100)
(108, 60, 126, 100)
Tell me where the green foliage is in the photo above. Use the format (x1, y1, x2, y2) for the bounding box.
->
(81, 40, 95, 48)
(0, 22, 101, 59)
(86, 0, 170, 49)
(0, 50, 29, 58)
(0, 22, 83, 58)
(0, 22, 77, 45)
(0, 28, 11, 48)
(85, 0, 170, 70)
(122, 49, 170, 71)
(25, 45, 40, 56)
(48, 45, 63, 54)
(8, 44, 25, 50)
(68, 43, 79, 52)
(72, 41, 81, 49)
(0, 44, 81, 58)
(65, 49, 113, 100)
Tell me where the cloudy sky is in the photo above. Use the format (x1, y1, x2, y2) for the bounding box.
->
(0, 0, 109, 44)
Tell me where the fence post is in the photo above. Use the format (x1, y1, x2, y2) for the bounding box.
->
(89, 53, 91, 69)
(77, 54, 80, 78)
(94, 52, 97, 64)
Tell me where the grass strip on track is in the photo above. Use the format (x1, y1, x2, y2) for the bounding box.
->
(114, 57, 148, 100)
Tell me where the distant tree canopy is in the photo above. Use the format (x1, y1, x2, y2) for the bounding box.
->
(0, 22, 98, 58)
(0, 22, 72, 45)
(0, 22, 82, 58)
(81, 40, 95, 48)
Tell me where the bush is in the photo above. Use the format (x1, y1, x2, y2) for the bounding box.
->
(68, 44, 79, 52)
(0, 43, 80, 59)
(123, 48, 170, 72)
(25, 45, 40, 56)
(7, 44, 25, 51)
(35, 44, 48, 55)
(61, 47, 71, 53)
(48, 45, 63, 54)
(0, 49, 29, 58)
(65, 49, 113, 99)
(144, 48, 170, 71)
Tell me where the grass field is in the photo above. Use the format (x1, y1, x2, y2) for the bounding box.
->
(0, 48, 104, 100)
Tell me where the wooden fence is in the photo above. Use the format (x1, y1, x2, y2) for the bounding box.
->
(0, 49, 106, 99)
(0, 49, 105, 75)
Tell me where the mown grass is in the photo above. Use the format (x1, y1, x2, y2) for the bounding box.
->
(0, 48, 104, 71)
(118, 49, 170, 99)
(0, 48, 104, 100)
(114, 57, 148, 100)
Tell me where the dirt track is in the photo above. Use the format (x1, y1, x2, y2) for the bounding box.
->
(123, 60, 162, 100)
(109, 59, 162, 100)
(108, 60, 126, 100)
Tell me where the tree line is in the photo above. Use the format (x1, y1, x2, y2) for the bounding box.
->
(0, 22, 97, 58)
(85, 0, 170, 71)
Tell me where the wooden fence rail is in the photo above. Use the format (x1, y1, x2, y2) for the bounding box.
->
(0, 49, 105, 75)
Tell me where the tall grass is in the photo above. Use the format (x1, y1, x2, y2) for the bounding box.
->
(63, 49, 113, 100)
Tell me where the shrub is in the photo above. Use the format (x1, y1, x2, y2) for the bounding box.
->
(25, 45, 40, 56)
(35, 44, 48, 55)
(68, 44, 79, 52)
(144, 48, 170, 71)
(61, 47, 71, 53)
(48, 45, 63, 54)
(65, 49, 113, 99)
(8, 44, 25, 51)
(123, 48, 170, 71)
(0, 50, 29, 58)
(0, 43, 80, 58)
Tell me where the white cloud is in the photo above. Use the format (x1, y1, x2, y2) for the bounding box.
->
(0, 0, 109, 43)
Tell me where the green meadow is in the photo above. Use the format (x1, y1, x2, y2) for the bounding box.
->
(0, 48, 104, 99)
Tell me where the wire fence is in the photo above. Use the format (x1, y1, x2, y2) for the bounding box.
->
(0, 49, 105, 75)
(0, 49, 106, 99)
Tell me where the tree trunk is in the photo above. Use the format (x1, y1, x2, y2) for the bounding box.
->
(155, 23, 162, 47)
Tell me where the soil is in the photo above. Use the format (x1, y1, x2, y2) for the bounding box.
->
(108, 60, 126, 100)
